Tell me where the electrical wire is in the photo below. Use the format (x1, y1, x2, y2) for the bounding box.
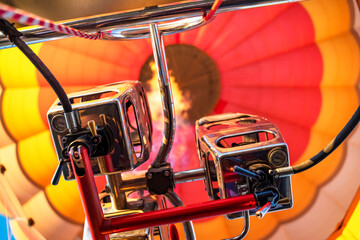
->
(0, 18, 72, 113)
(272, 105, 360, 177)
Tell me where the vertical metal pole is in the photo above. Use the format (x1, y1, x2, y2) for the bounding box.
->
(149, 23, 176, 167)
(165, 192, 197, 240)
(90, 119, 127, 210)
(106, 173, 127, 210)
(156, 195, 171, 240)
(98, 156, 127, 210)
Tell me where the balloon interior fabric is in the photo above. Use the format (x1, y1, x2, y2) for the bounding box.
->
(0, 0, 360, 239)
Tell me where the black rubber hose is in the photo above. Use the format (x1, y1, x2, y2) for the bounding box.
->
(292, 105, 360, 174)
(0, 19, 72, 113)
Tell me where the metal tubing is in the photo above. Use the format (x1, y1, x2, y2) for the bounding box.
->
(0, 0, 302, 48)
(98, 155, 127, 210)
(149, 23, 176, 167)
(174, 168, 206, 183)
(156, 195, 171, 240)
(69, 146, 108, 240)
(106, 173, 127, 210)
(227, 211, 250, 240)
(120, 168, 206, 192)
(165, 192, 196, 240)
(100, 194, 257, 234)
(108, 16, 207, 40)
(255, 202, 272, 219)
(232, 165, 261, 180)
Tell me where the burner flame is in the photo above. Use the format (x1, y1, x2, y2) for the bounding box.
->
(147, 62, 191, 123)
(144, 62, 198, 171)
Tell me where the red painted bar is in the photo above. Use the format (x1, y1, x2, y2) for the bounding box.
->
(70, 146, 109, 240)
(101, 193, 257, 234)
(72, 146, 258, 238)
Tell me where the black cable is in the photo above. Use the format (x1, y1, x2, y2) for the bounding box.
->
(0, 18, 72, 113)
(292, 105, 360, 174)
(273, 105, 360, 177)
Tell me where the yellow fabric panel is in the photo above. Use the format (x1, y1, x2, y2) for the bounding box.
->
(313, 88, 358, 136)
(0, 86, 13, 147)
(295, 23, 359, 172)
(344, 209, 360, 238)
(338, 198, 360, 239)
(318, 33, 360, 87)
(0, 44, 42, 88)
(2, 88, 47, 141)
(302, 0, 351, 42)
(17, 131, 58, 187)
(45, 178, 84, 224)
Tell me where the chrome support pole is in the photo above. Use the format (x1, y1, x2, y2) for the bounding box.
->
(149, 23, 176, 167)
(106, 174, 127, 210)
(156, 195, 171, 240)
(165, 192, 197, 240)
(119, 168, 206, 192)
(98, 157, 127, 210)
(0, 0, 303, 48)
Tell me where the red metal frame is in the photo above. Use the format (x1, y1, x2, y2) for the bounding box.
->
(70, 146, 258, 239)
(70, 146, 108, 240)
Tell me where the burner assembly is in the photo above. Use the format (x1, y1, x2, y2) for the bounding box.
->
(1, 0, 359, 239)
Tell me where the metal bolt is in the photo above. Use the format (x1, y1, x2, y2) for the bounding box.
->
(73, 151, 80, 159)
(147, 173, 153, 180)
(61, 136, 67, 143)
(164, 171, 170, 177)
(167, 187, 173, 193)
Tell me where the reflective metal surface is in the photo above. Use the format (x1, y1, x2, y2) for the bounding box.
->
(0, 0, 302, 48)
(119, 168, 206, 192)
(165, 192, 196, 240)
(149, 23, 176, 167)
(84, 198, 158, 240)
(106, 173, 127, 210)
(195, 113, 293, 217)
(226, 211, 250, 240)
(48, 81, 152, 179)
(107, 16, 207, 40)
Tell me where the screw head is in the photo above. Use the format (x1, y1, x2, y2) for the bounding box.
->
(167, 187, 173, 193)
(73, 151, 80, 159)
(147, 173, 153, 180)
(164, 171, 170, 177)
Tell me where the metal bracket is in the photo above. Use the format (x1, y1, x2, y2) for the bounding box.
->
(225, 211, 250, 240)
